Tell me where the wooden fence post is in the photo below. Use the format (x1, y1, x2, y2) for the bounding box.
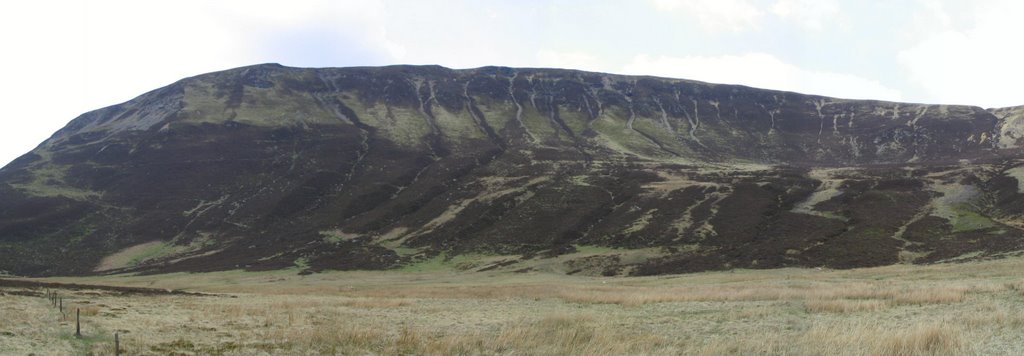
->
(115, 332, 120, 356)
(75, 308, 81, 338)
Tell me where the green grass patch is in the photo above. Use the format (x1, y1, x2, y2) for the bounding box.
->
(853, 227, 890, 239)
(180, 81, 233, 123)
(950, 208, 997, 233)
(568, 175, 592, 186)
(432, 105, 485, 141)
(321, 230, 359, 244)
(571, 245, 620, 254)
(127, 242, 179, 267)
(398, 253, 497, 273)
(622, 209, 658, 234)
(340, 94, 432, 147)
(398, 254, 456, 273)
(930, 183, 996, 233)
(590, 108, 662, 158)
(473, 97, 517, 135)
(556, 105, 590, 135)
(181, 73, 341, 127)
(294, 257, 310, 270)
(10, 156, 101, 200)
(520, 105, 561, 143)
(391, 246, 422, 257)
(631, 117, 690, 155)
(60, 329, 110, 355)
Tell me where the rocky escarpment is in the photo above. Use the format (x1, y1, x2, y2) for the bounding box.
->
(2, 63, 1024, 276)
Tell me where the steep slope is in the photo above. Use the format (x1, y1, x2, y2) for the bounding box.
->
(2, 63, 1024, 276)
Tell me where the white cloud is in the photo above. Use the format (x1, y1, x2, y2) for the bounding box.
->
(898, 0, 1024, 108)
(911, 0, 953, 32)
(772, 0, 840, 31)
(622, 53, 903, 101)
(212, 0, 406, 62)
(652, 0, 764, 32)
(0, 1, 104, 168)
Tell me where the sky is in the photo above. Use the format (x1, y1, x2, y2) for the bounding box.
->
(1, 0, 1023, 168)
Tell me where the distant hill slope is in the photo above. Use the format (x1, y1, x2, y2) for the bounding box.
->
(3, 63, 1024, 276)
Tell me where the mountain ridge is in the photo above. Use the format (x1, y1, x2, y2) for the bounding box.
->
(34, 63, 1021, 166)
(3, 64, 1024, 277)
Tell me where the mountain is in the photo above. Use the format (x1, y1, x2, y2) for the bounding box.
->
(2, 63, 1024, 277)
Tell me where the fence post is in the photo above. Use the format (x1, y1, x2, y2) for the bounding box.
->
(115, 332, 120, 356)
(75, 308, 81, 338)
(59, 297, 62, 314)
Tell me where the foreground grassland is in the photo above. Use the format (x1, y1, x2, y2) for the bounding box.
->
(6, 258, 1024, 355)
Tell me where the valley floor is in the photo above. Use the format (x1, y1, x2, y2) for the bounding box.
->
(4, 258, 1024, 355)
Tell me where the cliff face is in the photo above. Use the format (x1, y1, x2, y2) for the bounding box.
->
(2, 63, 1024, 276)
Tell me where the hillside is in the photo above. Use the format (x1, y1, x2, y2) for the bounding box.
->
(2, 63, 1024, 276)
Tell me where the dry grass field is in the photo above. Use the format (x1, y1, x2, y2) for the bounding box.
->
(5, 257, 1024, 355)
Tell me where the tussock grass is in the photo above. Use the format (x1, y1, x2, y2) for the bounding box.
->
(283, 322, 388, 351)
(3, 287, 992, 356)
(875, 323, 963, 355)
(69, 304, 100, 316)
(1004, 280, 1024, 294)
(11, 256, 1024, 354)
(546, 282, 974, 306)
(260, 313, 678, 354)
(340, 298, 414, 308)
(805, 299, 889, 313)
(893, 287, 967, 305)
(795, 322, 964, 355)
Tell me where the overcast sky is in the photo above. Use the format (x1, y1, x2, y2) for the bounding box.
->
(1, 0, 1022, 168)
